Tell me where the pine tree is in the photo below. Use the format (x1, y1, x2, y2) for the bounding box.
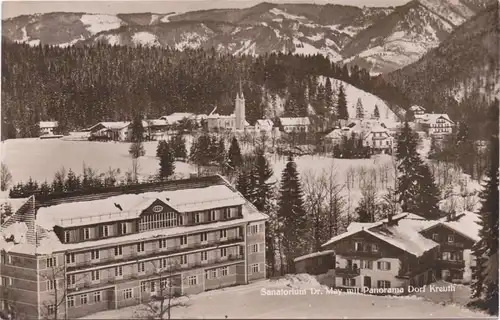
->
(277, 155, 307, 272)
(324, 77, 334, 112)
(65, 169, 81, 192)
(395, 121, 424, 213)
(130, 115, 145, 143)
(39, 180, 52, 198)
(172, 134, 187, 160)
(373, 104, 380, 119)
(216, 137, 226, 167)
(336, 84, 348, 120)
(415, 164, 441, 219)
(159, 141, 176, 180)
(471, 134, 499, 315)
(228, 137, 243, 170)
(252, 149, 274, 212)
(129, 141, 145, 159)
(156, 140, 167, 158)
(355, 98, 364, 119)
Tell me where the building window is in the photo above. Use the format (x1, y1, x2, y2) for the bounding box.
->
(201, 252, 208, 262)
(139, 212, 178, 231)
(442, 252, 451, 260)
(138, 262, 145, 273)
(371, 244, 379, 252)
(161, 258, 169, 269)
(180, 255, 188, 265)
(188, 276, 197, 286)
(84, 228, 90, 240)
(47, 280, 57, 290)
(159, 239, 167, 249)
(64, 231, 70, 243)
(66, 253, 75, 264)
(80, 294, 88, 305)
(248, 225, 258, 235)
(137, 242, 145, 253)
(377, 280, 391, 288)
(1, 277, 12, 286)
(251, 244, 259, 253)
(47, 305, 56, 315)
(178, 215, 184, 226)
(220, 266, 229, 276)
(141, 282, 147, 292)
(120, 223, 127, 234)
(67, 296, 75, 307)
(447, 235, 454, 243)
(194, 213, 201, 224)
(67, 274, 75, 286)
(223, 208, 231, 219)
(46, 257, 57, 268)
(91, 250, 100, 260)
(432, 233, 439, 241)
(91, 270, 100, 282)
(220, 248, 227, 258)
(114, 246, 123, 256)
(153, 205, 163, 213)
(123, 288, 133, 300)
(342, 278, 356, 286)
(180, 236, 188, 246)
(362, 260, 373, 269)
(220, 229, 227, 239)
(251, 264, 259, 273)
(354, 242, 363, 252)
(377, 261, 391, 271)
(115, 266, 123, 278)
(200, 232, 208, 242)
(102, 225, 109, 237)
(209, 210, 216, 221)
(93, 291, 101, 302)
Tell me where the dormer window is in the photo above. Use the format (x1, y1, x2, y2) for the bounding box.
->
(120, 223, 127, 234)
(209, 210, 216, 222)
(194, 213, 201, 224)
(152, 205, 163, 213)
(101, 225, 109, 237)
(83, 228, 90, 240)
(64, 231, 70, 243)
(223, 208, 231, 219)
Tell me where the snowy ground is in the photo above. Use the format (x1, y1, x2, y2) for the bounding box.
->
(82, 274, 489, 319)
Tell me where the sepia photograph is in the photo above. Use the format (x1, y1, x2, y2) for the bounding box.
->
(0, 0, 498, 318)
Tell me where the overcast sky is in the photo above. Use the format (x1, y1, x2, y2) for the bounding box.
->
(2, 0, 410, 19)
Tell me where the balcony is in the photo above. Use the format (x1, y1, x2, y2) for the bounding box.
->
(67, 255, 244, 293)
(67, 236, 244, 272)
(336, 250, 383, 259)
(440, 242, 465, 249)
(437, 259, 465, 269)
(335, 267, 360, 277)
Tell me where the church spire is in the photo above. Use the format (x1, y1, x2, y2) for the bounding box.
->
(239, 78, 244, 100)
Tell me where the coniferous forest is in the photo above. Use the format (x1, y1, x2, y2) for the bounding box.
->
(1, 41, 410, 139)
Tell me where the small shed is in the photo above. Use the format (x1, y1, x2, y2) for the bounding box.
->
(294, 250, 335, 275)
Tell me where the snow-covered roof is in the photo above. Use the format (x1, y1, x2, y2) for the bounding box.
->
(256, 119, 274, 127)
(438, 211, 480, 242)
(325, 128, 343, 139)
(0, 176, 269, 255)
(88, 121, 130, 131)
(39, 121, 58, 128)
(420, 114, 454, 124)
(143, 119, 168, 127)
(280, 117, 310, 126)
(160, 113, 195, 124)
(207, 113, 235, 120)
(37, 185, 245, 228)
(410, 105, 425, 112)
(294, 250, 334, 262)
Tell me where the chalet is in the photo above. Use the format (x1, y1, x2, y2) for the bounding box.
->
(86, 122, 130, 141)
(254, 119, 274, 132)
(279, 117, 310, 133)
(39, 121, 58, 136)
(140, 119, 169, 140)
(363, 125, 393, 154)
(0, 175, 268, 319)
(321, 213, 478, 292)
(415, 114, 455, 137)
(410, 105, 426, 116)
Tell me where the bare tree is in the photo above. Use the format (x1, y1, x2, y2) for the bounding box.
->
(322, 165, 345, 238)
(380, 187, 400, 217)
(136, 260, 189, 320)
(0, 163, 12, 191)
(131, 158, 141, 183)
(303, 170, 328, 251)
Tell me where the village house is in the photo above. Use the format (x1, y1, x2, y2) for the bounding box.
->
(410, 105, 426, 116)
(86, 122, 131, 141)
(363, 125, 394, 154)
(279, 117, 311, 133)
(415, 113, 455, 137)
(141, 119, 169, 140)
(254, 119, 274, 132)
(0, 175, 268, 319)
(320, 212, 478, 292)
(39, 121, 59, 136)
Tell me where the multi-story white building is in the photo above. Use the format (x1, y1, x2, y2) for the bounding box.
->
(207, 82, 248, 132)
(0, 175, 267, 319)
(39, 121, 58, 136)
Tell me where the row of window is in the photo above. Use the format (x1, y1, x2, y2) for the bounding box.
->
(346, 260, 391, 271)
(442, 252, 463, 261)
(341, 278, 391, 288)
(67, 291, 102, 309)
(432, 234, 456, 243)
(354, 242, 379, 253)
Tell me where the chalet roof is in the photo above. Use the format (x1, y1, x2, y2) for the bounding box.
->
(437, 211, 480, 242)
(160, 113, 195, 124)
(410, 105, 425, 112)
(143, 119, 168, 127)
(207, 113, 234, 119)
(37, 185, 245, 228)
(279, 117, 310, 126)
(255, 119, 274, 127)
(88, 122, 130, 131)
(420, 114, 454, 124)
(39, 121, 58, 128)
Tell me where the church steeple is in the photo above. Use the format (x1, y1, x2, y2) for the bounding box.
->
(235, 77, 246, 130)
(238, 78, 244, 100)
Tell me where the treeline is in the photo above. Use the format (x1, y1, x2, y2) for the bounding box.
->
(1, 41, 410, 139)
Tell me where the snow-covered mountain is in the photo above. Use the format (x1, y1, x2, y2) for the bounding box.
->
(1, 1, 494, 73)
(341, 0, 495, 74)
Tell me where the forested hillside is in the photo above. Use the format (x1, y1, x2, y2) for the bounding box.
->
(1, 42, 409, 139)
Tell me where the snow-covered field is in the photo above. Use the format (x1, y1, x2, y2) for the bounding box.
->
(82, 274, 489, 319)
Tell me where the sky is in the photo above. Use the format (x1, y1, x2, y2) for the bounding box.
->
(2, 0, 411, 19)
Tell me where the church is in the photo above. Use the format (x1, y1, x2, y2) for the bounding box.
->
(207, 81, 249, 132)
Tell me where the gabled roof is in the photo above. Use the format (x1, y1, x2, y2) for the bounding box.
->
(143, 119, 168, 127)
(88, 122, 130, 131)
(420, 114, 454, 124)
(160, 113, 195, 124)
(255, 119, 274, 127)
(410, 105, 425, 112)
(279, 117, 310, 126)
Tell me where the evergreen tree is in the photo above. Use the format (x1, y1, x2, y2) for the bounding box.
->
(130, 115, 145, 143)
(355, 199, 374, 223)
(355, 98, 364, 119)
(373, 105, 380, 119)
(209, 136, 219, 164)
(395, 121, 423, 213)
(471, 134, 499, 315)
(228, 137, 243, 170)
(156, 140, 167, 158)
(324, 77, 334, 112)
(414, 164, 441, 219)
(129, 141, 145, 159)
(39, 180, 52, 198)
(216, 138, 226, 167)
(277, 155, 307, 272)
(159, 141, 176, 180)
(336, 84, 348, 120)
(172, 134, 187, 160)
(65, 169, 81, 192)
(252, 148, 274, 212)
